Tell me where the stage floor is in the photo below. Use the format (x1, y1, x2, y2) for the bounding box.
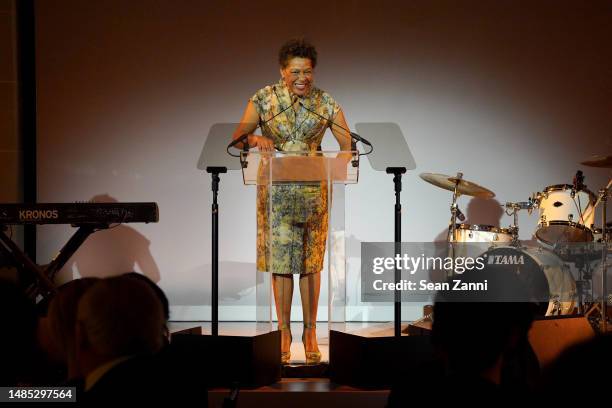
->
(208, 378, 389, 408)
(168, 321, 412, 364)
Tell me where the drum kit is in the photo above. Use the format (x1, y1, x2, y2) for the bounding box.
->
(420, 155, 612, 331)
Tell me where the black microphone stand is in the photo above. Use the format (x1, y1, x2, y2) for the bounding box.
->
(206, 165, 227, 336)
(386, 167, 406, 338)
(208, 139, 250, 336)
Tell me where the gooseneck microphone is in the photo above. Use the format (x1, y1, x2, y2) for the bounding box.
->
(227, 94, 300, 156)
(297, 100, 374, 154)
(227, 133, 249, 150)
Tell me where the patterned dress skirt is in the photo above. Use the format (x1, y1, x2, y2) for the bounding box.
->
(256, 182, 328, 275)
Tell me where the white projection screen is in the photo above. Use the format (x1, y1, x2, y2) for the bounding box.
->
(35, 0, 612, 322)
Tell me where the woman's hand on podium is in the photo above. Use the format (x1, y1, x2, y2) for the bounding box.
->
(249, 135, 275, 152)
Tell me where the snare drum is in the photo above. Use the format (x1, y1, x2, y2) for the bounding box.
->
(452, 224, 514, 243)
(534, 184, 596, 244)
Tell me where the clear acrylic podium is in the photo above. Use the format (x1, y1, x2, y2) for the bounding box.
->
(241, 150, 358, 359)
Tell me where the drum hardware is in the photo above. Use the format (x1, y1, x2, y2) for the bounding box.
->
(597, 182, 609, 332)
(507, 204, 520, 246)
(575, 253, 597, 314)
(585, 302, 601, 318)
(448, 172, 463, 244)
(553, 242, 602, 263)
(579, 178, 612, 332)
(575, 280, 591, 297)
(550, 297, 562, 316)
(543, 173, 612, 329)
(420, 172, 496, 279)
(446, 172, 463, 276)
(503, 201, 535, 246)
(419, 172, 496, 245)
(584, 178, 612, 219)
(591, 224, 612, 243)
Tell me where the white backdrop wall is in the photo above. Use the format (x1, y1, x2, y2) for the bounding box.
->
(35, 0, 612, 321)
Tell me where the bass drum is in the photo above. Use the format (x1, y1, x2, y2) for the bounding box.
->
(479, 246, 576, 316)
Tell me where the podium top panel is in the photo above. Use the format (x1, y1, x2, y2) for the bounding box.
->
(241, 151, 359, 185)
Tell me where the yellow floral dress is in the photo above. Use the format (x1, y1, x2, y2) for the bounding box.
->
(251, 79, 341, 275)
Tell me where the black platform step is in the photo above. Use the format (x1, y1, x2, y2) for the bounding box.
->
(282, 362, 329, 378)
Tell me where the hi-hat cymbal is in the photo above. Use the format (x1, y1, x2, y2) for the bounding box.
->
(419, 173, 495, 198)
(581, 155, 612, 168)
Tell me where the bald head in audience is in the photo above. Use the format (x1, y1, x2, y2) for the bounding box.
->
(75, 276, 165, 380)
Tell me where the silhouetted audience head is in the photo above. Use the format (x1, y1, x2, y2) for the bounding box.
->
(39, 278, 99, 380)
(433, 300, 535, 380)
(539, 333, 612, 403)
(388, 288, 536, 406)
(0, 280, 38, 386)
(122, 272, 170, 342)
(432, 265, 536, 378)
(75, 275, 165, 382)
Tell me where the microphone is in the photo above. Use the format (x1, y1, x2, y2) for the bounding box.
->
(573, 170, 584, 192)
(456, 207, 466, 222)
(226, 133, 250, 167)
(347, 130, 372, 147)
(297, 100, 373, 148)
(227, 133, 249, 150)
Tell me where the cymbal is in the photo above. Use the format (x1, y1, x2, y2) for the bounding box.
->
(581, 155, 612, 168)
(420, 173, 495, 198)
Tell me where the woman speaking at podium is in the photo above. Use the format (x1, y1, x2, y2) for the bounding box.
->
(232, 38, 352, 364)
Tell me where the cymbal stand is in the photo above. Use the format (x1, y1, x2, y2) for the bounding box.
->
(504, 203, 521, 247)
(445, 172, 463, 278)
(446, 172, 463, 244)
(598, 183, 609, 332)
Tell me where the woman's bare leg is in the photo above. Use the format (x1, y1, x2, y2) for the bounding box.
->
(272, 274, 294, 354)
(299, 272, 321, 353)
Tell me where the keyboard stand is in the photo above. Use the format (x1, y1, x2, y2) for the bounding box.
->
(0, 223, 107, 301)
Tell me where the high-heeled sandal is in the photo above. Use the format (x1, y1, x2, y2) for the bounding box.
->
(302, 323, 321, 365)
(280, 324, 292, 364)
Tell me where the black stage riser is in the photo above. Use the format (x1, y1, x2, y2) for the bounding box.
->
(329, 330, 435, 388)
(170, 330, 281, 388)
(528, 315, 595, 369)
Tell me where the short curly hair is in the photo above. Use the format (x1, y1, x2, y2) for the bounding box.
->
(278, 38, 318, 68)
